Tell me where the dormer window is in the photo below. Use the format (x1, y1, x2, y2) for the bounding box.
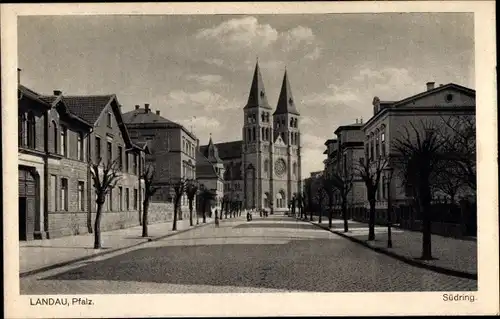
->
(289, 98, 293, 104)
(445, 94, 453, 103)
(260, 91, 265, 97)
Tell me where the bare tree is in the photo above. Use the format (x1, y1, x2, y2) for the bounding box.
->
(355, 155, 387, 240)
(438, 114, 476, 193)
(329, 171, 354, 232)
(313, 177, 328, 224)
(141, 164, 159, 237)
(321, 177, 338, 229)
(185, 179, 198, 227)
(171, 178, 186, 231)
(393, 120, 448, 260)
(90, 157, 121, 249)
(304, 178, 314, 221)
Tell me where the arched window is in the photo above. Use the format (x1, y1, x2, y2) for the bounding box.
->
(293, 162, 297, 176)
(60, 125, 67, 157)
(252, 127, 256, 141)
(381, 125, 386, 157)
(290, 118, 294, 127)
(26, 112, 36, 148)
(261, 127, 265, 141)
(77, 132, 84, 161)
(18, 113, 26, 146)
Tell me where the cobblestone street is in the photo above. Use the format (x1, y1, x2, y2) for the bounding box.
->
(20, 216, 477, 294)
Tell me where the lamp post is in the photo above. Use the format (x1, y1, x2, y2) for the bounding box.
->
(384, 166, 394, 248)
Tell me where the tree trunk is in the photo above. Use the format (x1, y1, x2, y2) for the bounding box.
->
(318, 203, 322, 224)
(309, 204, 313, 221)
(93, 203, 103, 249)
(328, 207, 333, 228)
(342, 199, 348, 232)
(189, 200, 193, 226)
(142, 199, 149, 237)
(172, 197, 179, 231)
(202, 200, 207, 223)
(368, 198, 376, 241)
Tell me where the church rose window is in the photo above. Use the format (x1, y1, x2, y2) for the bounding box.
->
(274, 159, 286, 177)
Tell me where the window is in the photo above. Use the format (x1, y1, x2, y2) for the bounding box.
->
(78, 181, 85, 211)
(50, 175, 57, 211)
(52, 121, 58, 154)
(60, 178, 68, 211)
(381, 131, 386, 157)
(18, 113, 26, 146)
(107, 112, 112, 127)
(382, 176, 387, 199)
(125, 151, 129, 172)
(107, 141, 112, 165)
(77, 132, 84, 161)
(126, 188, 130, 210)
(108, 188, 113, 211)
(133, 189, 138, 210)
(95, 137, 101, 161)
(119, 186, 123, 211)
(118, 146, 123, 170)
(375, 133, 380, 158)
(27, 112, 36, 148)
(60, 125, 67, 156)
(133, 154, 138, 174)
(343, 153, 348, 176)
(252, 127, 256, 141)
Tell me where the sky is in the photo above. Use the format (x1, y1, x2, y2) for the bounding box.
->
(18, 13, 474, 178)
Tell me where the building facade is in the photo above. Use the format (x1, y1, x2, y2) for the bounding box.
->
(122, 105, 198, 219)
(18, 79, 147, 240)
(323, 81, 476, 214)
(196, 137, 225, 215)
(200, 62, 302, 213)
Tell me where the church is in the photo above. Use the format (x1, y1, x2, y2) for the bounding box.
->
(200, 62, 302, 214)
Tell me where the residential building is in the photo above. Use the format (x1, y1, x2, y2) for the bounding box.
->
(122, 104, 198, 219)
(18, 73, 147, 240)
(196, 137, 225, 215)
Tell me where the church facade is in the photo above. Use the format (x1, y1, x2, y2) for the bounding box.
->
(201, 62, 302, 213)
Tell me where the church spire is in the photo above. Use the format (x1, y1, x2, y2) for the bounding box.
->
(244, 60, 272, 110)
(274, 69, 300, 116)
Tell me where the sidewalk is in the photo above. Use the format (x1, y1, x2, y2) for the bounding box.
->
(20, 217, 215, 276)
(306, 218, 477, 280)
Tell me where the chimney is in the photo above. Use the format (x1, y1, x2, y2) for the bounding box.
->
(426, 82, 435, 91)
(156, 110, 160, 115)
(360, 118, 363, 124)
(135, 105, 140, 110)
(145, 103, 150, 113)
(53, 90, 62, 96)
(17, 68, 21, 85)
(355, 119, 358, 124)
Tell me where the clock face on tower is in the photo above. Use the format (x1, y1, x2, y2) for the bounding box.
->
(274, 159, 286, 177)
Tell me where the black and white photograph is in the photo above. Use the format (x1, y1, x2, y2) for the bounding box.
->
(2, 1, 498, 318)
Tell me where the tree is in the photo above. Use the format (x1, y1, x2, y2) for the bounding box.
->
(199, 188, 216, 223)
(329, 171, 354, 232)
(141, 164, 159, 237)
(321, 176, 338, 229)
(304, 178, 314, 221)
(355, 155, 387, 240)
(438, 114, 476, 193)
(90, 157, 121, 249)
(313, 176, 328, 224)
(171, 178, 186, 231)
(393, 121, 448, 260)
(185, 179, 198, 227)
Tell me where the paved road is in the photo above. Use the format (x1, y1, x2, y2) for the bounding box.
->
(20, 215, 477, 294)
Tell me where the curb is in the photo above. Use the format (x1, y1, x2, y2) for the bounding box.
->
(20, 220, 214, 278)
(306, 219, 477, 281)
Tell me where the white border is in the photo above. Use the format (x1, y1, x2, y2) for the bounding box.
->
(2, 2, 498, 317)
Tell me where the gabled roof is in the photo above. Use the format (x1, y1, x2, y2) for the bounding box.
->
(392, 83, 475, 108)
(196, 151, 219, 180)
(200, 140, 242, 160)
(244, 61, 272, 110)
(18, 85, 51, 108)
(274, 70, 300, 116)
(59, 95, 116, 124)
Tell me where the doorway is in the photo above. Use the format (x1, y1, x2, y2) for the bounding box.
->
(19, 197, 27, 241)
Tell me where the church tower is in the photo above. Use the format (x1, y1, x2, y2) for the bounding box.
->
(242, 61, 273, 210)
(272, 70, 301, 211)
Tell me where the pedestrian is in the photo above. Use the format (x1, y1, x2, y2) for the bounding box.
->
(215, 210, 220, 227)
